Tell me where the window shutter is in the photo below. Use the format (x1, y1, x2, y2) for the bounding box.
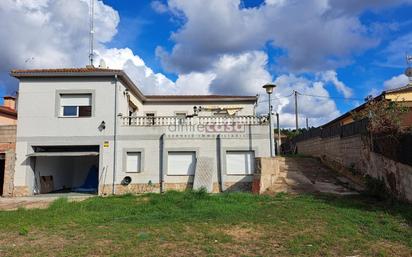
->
(60, 94, 91, 106)
(167, 152, 196, 175)
(126, 152, 141, 172)
(226, 151, 255, 175)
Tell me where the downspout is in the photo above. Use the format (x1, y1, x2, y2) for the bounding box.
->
(217, 134, 225, 192)
(159, 133, 165, 193)
(112, 74, 118, 195)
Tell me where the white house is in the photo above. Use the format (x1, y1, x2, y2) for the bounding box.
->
(10, 67, 271, 196)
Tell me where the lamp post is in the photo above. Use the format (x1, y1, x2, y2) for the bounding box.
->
(263, 83, 276, 157)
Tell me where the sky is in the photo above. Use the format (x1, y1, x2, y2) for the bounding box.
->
(0, 0, 411, 128)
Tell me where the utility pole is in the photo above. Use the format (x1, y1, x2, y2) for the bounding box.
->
(276, 113, 281, 155)
(306, 117, 309, 130)
(294, 90, 299, 132)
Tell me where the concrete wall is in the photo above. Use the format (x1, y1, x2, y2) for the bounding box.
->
(14, 76, 268, 196)
(296, 135, 412, 202)
(296, 135, 363, 171)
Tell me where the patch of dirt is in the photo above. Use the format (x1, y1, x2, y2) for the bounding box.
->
(221, 225, 263, 241)
(372, 240, 412, 257)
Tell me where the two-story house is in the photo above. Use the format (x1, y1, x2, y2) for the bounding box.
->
(10, 68, 270, 196)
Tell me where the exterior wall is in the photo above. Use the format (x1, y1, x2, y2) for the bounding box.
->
(111, 124, 270, 194)
(361, 148, 412, 202)
(14, 76, 268, 196)
(15, 77, 118, 195)
(0, 115, 17, 125)
(297, 135, 412, 202)
(0, 125, 16, 197)
(385, 91, 412, 101)
(297, 135, 363, 171)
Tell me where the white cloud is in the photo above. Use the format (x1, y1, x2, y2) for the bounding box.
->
(383, 74, 410, 89)
(319, 70, 353, 98)
(261, 74, 341, 128)
(159, 0, 381, 73)
(209, 51, 272, 96)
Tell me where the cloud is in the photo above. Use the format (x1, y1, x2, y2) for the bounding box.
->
(158, 0, 382, 74)
(383, 74, 410, 89)
(319, 70, 353, 98)
(209, 51, 272, 96)
(268, 74, 341, 128)
(151, 0, 169, 14)
(0, 0, 119, 92)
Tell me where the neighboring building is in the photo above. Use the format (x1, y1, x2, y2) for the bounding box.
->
(322, 84, 412, 129)
(0, 96, 17, 125)
(0, 125, 16, 197)
(0, 96, 17, 196)
(10, 68, 270, 196)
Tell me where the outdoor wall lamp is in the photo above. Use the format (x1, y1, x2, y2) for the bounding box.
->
(98, 120, 106, 131)
(262, 83, 277, 157)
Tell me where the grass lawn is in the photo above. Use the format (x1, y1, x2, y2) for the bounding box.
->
(0, 191, 411, 257)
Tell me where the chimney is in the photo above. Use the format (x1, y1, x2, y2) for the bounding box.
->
(3, 96, 16, 110)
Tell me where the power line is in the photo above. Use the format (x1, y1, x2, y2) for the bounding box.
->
(296, 92, 364, 101)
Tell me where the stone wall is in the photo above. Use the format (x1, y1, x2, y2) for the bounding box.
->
(296, 134, 412, 202)
(0, 125, 16, 197)
(252, 157, 279, 194)
(361, 146, 412, 202)
(296, 135, 363, 171)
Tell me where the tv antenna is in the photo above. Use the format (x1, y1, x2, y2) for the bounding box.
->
(89, 0, 95, 67)
(405, 53, 412, 82)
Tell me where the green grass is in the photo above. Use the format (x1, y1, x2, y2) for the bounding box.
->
(0, 191, 411, 257)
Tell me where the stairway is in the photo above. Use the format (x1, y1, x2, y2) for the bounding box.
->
(268, 157, 359, 195)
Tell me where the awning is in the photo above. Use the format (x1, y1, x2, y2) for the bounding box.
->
(27, 151, 99, 157)
(128, 93, 140, 109)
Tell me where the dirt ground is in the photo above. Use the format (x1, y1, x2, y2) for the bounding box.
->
(0, 194, 92, 211)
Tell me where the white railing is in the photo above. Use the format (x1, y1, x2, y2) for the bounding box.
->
(121, 115, 268, 126)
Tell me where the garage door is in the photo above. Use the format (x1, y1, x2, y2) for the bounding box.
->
(226, 151, 255, 175)
(167, 151, 196, 175)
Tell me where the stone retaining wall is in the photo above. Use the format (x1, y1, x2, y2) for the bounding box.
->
(296, 134, 412, 202)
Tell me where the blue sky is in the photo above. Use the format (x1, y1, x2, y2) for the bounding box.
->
(0, 0, 411, 127)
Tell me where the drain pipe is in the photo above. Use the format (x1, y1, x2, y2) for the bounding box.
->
(159, 133, 165, 193)
(112, 74, 118, 195)
(217, 134, 225, 192)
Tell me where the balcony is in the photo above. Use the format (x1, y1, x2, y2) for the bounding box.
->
(121, 115, 268, 126)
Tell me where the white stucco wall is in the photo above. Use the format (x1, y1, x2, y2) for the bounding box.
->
(14, 75, 268, 195)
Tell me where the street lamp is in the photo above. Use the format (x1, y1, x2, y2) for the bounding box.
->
(263, 83, 276, 157)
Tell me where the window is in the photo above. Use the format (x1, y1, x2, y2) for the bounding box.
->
(126, 152, 142, 173)
(175, 112, 186, 125)
(226, 151, 255, 175)
(167, 151, 196, 175)
(146, 112, 155, 125)
(60, 94, 92, 117)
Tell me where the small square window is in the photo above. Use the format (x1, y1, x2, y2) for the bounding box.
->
(126, 152, 142, 173)
(59, 94, 92, 117)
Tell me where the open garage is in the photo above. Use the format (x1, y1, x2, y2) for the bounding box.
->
(28, 145, 100, 195)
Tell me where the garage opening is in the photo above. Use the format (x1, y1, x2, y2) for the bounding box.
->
(28, 146, 99, 195)
(0, 153, 5, 196)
